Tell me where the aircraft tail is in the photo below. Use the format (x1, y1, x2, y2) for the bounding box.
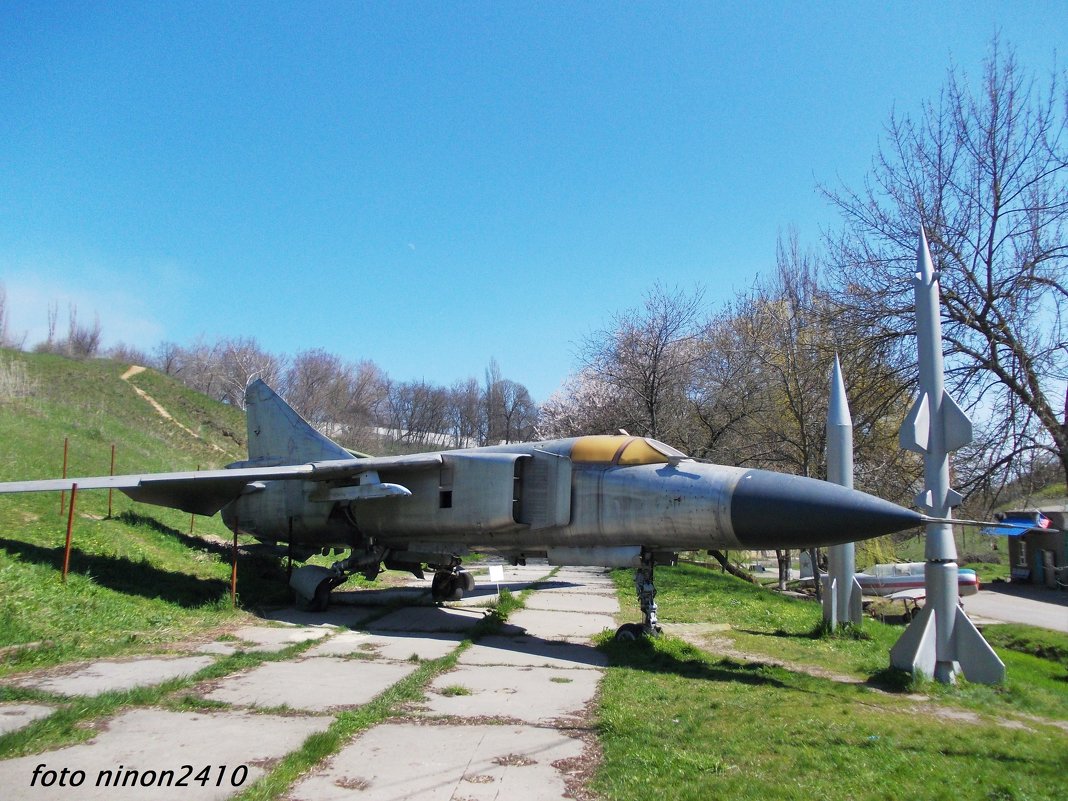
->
(244, 379, 354, 463)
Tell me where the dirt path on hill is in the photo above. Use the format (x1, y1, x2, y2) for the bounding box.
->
(120, 365, 227, 453)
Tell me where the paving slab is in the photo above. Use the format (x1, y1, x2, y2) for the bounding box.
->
(450, 581, 542, 607)
(201, 657, 419, 712)
(197, 625, 331, 655)
(524, 590, 620, 614)
(0, 708, 329, 801)
(0, 704, 54, 736)
(369, 605, 487, 633)
(550, 567, 616, 583)
(14, 656, 214, 697)
(330, 587, 433, 607)
(304, 630, 463, 662)
(263, 606, 376, 628)
(537, 570, 619, 595)
(537, 583, 618, 597)
(423, 664, 600, 723)
(459, 636, 608, 670)
(508, 608, 616, 641)
(288, 721, 585, 801)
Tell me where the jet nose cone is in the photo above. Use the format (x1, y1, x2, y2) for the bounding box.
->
(730, 470, 923, 548)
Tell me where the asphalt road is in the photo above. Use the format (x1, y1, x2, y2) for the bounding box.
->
(963, 582, 1068, 632)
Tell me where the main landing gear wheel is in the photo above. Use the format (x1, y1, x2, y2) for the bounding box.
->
(432, 569, 474, 602)
(290, 565, 347, 612)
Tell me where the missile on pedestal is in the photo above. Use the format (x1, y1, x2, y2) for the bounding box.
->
(889, 229, 1004, 684)
(824, 355, 863, 627)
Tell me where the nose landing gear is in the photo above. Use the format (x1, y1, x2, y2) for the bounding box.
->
(614, 550, 674, 641)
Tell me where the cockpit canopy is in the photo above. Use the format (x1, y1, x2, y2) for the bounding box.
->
(569, 435, 687, 466)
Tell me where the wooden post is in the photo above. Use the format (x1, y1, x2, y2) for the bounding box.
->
(62, 483, 77, 582)
(189, 465, 199, 534)
(107, 444, 116, 518)
(231, 517, 239, 607)
(287, 517, 294, 580)
(59, 437, 69, 517)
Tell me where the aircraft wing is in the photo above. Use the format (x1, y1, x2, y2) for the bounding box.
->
(0, 454, 444, 516)
(886, 588, 926, 602)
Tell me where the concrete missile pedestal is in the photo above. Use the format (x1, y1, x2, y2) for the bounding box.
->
(890, 230, 1004, 685)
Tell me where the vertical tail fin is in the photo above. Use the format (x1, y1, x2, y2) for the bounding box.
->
(244, 379, 353, 463)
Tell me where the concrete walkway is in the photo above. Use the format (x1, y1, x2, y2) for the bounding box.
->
(0, 563, 620, 800)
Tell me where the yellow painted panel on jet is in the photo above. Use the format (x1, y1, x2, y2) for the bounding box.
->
(617, 438, 669, 466)
(570, 435, 631, 463)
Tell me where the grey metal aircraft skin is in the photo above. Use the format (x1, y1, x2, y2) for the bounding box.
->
(0, 379, 925, 635)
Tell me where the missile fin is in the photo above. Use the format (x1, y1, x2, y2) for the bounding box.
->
(945, 488, 964, 509)
(952, 607, 1005, 684)
(889, 605, 936, 677)
(941, 391, 973, 452)
(899, 392, 930, 454)
(849, 576, 864, 623)
(914, 489, 934, 513)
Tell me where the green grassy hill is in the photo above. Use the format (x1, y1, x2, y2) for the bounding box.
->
(0, 349, 285, 675)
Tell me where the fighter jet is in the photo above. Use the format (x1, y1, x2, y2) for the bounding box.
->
(0, 380, 927, 638)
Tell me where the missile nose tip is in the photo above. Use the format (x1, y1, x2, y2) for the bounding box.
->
(730, 470, 923, 548)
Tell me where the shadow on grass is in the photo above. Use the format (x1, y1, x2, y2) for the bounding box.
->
(114, 511, 296, 606)
(115, 511, 233, 557)
(0, 537, 231, 607)
(736, 622, 873, 642)
(599, 636, 791, 688)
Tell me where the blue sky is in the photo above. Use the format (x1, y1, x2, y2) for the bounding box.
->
(1, 2, 1064, 401)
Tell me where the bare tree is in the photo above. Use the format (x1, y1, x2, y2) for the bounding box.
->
(446, 377, 484, 447)
(482, 359, 538, 444)
(823, 39, 1068, 496)
(215, 337, 285, 408)
(153, 341, 184, 376)
(579, 283, 706, 442)
(45, 301, 57, 350)
(108, 342, 150, 365)
(64, 304, 103, 359)
(0, 284, 25, 350)
(341, 359, 388, 443)
(281, 350, 386, 445)
(284, 348, 351, 428)
(171, 339, 221, 397)
(383, 379, 451, 449)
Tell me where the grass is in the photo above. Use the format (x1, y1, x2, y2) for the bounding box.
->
(0, 351, 281, 673)
(625, 563, 1068, 717)
(594, 635, 1066, 801)
(438, 684, 472, 696)
(594, 562, 1068, 801)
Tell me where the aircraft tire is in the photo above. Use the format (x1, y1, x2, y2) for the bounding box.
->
(459, 570, 476, 593)
(614, 623, 645, 642)
(431, 571, 451, 601)
(294, 578, 333, 612)
(431, 571, 466, 602)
